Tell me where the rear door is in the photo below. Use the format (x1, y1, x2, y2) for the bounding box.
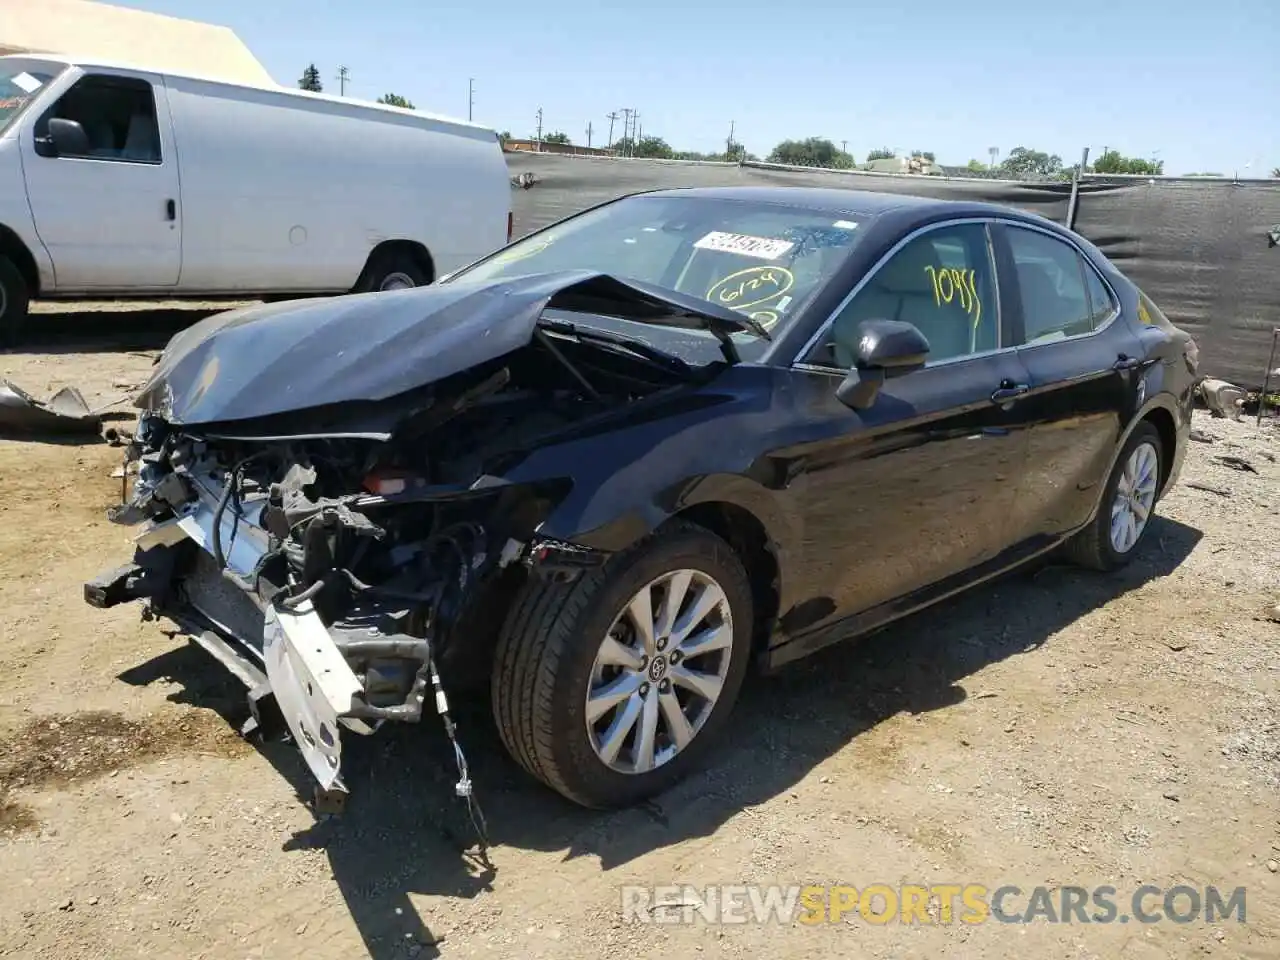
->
(21, 69, 180, 290)
(781, 218, 1035, 630)
(993, 222, 1144, 542)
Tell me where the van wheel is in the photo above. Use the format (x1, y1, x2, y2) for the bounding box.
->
(0, 256, 31, 347)
(357, 249, 429, 292)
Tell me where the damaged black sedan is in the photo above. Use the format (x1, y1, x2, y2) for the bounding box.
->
(86, 187, 1198, 813)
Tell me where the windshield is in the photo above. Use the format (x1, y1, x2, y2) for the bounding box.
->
(451, 194, 870, 357)
(0, 62, 63, 136)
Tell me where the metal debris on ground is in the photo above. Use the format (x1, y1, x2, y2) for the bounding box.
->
(0, 380, 102, 435)
(1212, 455, 1258, 473)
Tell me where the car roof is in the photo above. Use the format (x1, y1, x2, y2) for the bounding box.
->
(639, 185, 1056, 226)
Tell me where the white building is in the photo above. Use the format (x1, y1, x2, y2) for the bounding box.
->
(0, 0, 272, 86)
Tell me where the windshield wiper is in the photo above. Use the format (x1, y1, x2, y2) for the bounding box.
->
(543, 274, 771, 363)
(538, 317, 696, 376)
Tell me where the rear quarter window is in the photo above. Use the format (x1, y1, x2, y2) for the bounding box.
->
(1135, 289, 1176, 331)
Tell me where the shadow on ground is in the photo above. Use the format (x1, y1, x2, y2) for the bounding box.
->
(119, 514, 1202, 959)
(10, 306, 237, 354)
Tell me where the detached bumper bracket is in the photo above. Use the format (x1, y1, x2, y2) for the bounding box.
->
(84, 562, 158, 609)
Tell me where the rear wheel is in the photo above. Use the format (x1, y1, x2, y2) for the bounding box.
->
(1062, 421, 1163, 571)
(492, 522, 753, 808)
(0, 256, 31, 347)
(356, 248, 429, 292)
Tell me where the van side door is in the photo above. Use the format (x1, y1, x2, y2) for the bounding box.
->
(20, 69, 180, 290)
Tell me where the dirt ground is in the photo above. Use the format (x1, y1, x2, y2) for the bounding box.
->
(1, 303, 1278, 960)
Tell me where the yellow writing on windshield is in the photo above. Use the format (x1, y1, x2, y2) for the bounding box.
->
(924, 265, 981, 327)
(707, 266, 795, 312)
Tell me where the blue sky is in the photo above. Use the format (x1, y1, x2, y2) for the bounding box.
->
(112, 0, 1277, 175)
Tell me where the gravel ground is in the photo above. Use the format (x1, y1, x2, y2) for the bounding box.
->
(0, 304, 1277, 960)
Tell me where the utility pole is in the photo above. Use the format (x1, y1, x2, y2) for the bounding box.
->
(606, 111, 619, 149)
(840, 139, 847, 154)
(535, 107, 543, 151)
(728, 120, 736, 158)
(585, 121, 593, 148)
(988, 146, 998, 169)
(467, 78, 474, 121)
(620, 108, 633, 155)
(635, 114, 642, 147)
(336, 65, 350, 95)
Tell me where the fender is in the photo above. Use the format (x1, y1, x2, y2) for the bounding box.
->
(538, 469, 801, 605)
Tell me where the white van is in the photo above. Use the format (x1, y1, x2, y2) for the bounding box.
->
(0, 54, 512, 343)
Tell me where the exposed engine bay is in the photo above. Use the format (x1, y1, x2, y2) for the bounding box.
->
(84, 289, 721, 846)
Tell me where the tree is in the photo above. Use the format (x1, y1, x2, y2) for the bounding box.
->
(541, 131, 571, 144)
(768, 137, 853, 168)
(911, 150, 936, 162)
(633, 136, 673, 158)
(1092, 149, 1163, 175)
(866, 147, 895, 162)
(298, 64, 323, 92)
(966, 159, 989, 172)
(1000, 146, 1063, 178)
(1271, 167, 1280, 178)
(497, 130, 512, 142)
(376, 93, 415, 109)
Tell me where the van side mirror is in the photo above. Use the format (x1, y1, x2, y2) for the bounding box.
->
(35, 118, 90, 158)
(835, 318, 930, 410)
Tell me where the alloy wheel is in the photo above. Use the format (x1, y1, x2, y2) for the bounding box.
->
(585, 569, 734, 774)
(1110, 440, 1159, 554)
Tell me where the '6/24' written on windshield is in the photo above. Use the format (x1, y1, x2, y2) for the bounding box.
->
(924, 265, 981, 325)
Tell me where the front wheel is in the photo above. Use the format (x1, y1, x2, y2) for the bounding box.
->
(0, 256, 31, 347)
(492, 522, 753, 808)
(1062, 421, 1163, 571)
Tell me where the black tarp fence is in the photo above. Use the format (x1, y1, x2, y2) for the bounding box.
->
(505, 153, 1280, 388)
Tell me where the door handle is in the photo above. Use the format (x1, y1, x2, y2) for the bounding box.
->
(991, 382, 1030, 404)
(1114, 354, 1143, 371)
(165, 198, 176, 221)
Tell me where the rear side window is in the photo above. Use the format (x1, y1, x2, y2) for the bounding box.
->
(1005, 227, 1093, 344)
(35, 74, 161, 163)
(1083, 261, 1118, 326)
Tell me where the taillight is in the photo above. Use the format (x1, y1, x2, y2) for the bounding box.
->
(507, 211, 513, 243)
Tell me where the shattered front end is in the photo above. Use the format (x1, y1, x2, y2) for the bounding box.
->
(85, 409, 562, 826)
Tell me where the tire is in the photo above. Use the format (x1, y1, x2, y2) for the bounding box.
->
(1062, 421, 1163, 572)
(492, 521, 754, 808)
(356, 248, 429, 293)
(0, 256, 31, 348)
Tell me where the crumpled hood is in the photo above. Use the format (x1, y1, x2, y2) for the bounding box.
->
(135, 271, 761, 427)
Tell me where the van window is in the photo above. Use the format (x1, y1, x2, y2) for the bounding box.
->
(2, 63, 66, 135)
(35, 75, 162, 163)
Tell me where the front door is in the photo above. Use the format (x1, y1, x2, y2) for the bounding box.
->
(778, 219, 1033, 634)
(21, 70, 180, 290)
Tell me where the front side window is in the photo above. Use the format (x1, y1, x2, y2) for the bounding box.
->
(35, 74, 161, 163)
(449, 194, 872, 355)
(0, 62, 64, 135)
(811, 222, 997, 369)
(1006, 227, 1095, 345)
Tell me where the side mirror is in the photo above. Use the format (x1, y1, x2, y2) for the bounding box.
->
(835, 318, 930, 410)
(35, 118, 90, 158)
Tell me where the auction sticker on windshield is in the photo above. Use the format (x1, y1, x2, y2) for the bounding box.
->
(694, 231, 795, 261)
